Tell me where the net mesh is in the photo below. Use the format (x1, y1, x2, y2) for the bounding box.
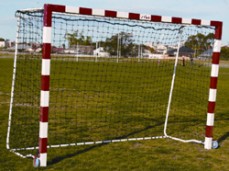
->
(8, 9, 215, 151)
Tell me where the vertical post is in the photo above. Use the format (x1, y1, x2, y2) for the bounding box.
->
(38, 4, 65, 167)
(117, 33, 119, 63)
(140, 42, 143, 60)
(39, 4, 52, 167)
(138, 43, 140, 62)
(95, 41, 98, 62)
(6, 15, 21, 150)
(76, 42, 79, 62)
(163, 29, 182, 137)
(204, 21, 222, 149)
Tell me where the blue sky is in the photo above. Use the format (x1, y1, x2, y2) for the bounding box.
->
(0, 0, 228, 45)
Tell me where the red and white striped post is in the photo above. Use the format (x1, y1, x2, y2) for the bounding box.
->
(204, 21, 223, 149)
(39, 4, 65, 167)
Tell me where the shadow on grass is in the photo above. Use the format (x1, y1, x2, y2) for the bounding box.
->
(48, 121, 164, 166)
(218, 132, 229, 144)
(48, 143, 104, 166)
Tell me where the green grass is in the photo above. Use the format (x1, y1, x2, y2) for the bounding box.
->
(0, 55, 229, 170)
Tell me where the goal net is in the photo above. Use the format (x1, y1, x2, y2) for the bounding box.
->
(7, 4, 222, 167)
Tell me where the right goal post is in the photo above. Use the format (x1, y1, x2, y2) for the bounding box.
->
(7, 4, 222, 167)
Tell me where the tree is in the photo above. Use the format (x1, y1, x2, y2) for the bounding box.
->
(103, 32, 135, 57)
(220, 46, 229, 60)
(0, 37, 4, 41)
(185, 33, 214, 57)
(66, 31, 93, 47)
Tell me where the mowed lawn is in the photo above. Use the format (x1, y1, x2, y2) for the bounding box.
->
(0, 55, 229, 171)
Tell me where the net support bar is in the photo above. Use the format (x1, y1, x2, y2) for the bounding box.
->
(6, 16, 21, 150)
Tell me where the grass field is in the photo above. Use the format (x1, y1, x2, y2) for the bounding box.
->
(0, 54, 229, 171)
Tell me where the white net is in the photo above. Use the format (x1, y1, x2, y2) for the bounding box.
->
(8, 9, 215, 154)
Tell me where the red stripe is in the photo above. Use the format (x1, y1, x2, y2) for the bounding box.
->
(50, 4, 65, 13)
(210, 77, 218, 89)
(191, 19, 201, 25)
(44, 4, 66, 26)
(44, 5, 52, 27)
(105, 10, 117, 17)
(129, 13, 140, 20)
(42, 43, 51, 59)
(41, 76, 50, 91)
(151, 15, 161, 22)
(205, 126, 213, 137)
(211, 21, 223, 39)
(172, 17, 182, 24)
(40, 107, 49, 122)
(39, 138, 48, 153)
(212, 52, 220, 64)
(208, 101, 216, 113)
(79, 7, 92, 15)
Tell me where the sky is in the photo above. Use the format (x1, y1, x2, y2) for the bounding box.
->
(0, 0, 229, 45)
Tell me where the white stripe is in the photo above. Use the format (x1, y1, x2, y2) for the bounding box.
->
(40, 91, 49, 107)
(76, 142, 84, 146)
(95, 141, 102, 144)
(162, 16, 171, 22)
(144, 137, 152, 140)
(206, 113, 215, 126)
(120, 139, 128, 142)
(92, 9, 105, 16)
(50, 145, 59, 148)
(213, 40, 221, 53)
(209, 89, 217, 102)
(42, 59, 50, 75)
(43, 27, 52, 43)
(211, 64, 219, 77)
(85, 142, 94, 145)
(69, 143, 76, 146)
(140, 14, 151, 21)
(39, 122, 48, 138)
(117, 11, 128, 18)
(66, 6, 79, 14)
(204, 137, 212, 149)
(128, 138, 137, 141)
(201, 20, 211, 26)
(39, 153, 47, 167)
(60, 144, 69, 147)
(182, 18, 192, 24)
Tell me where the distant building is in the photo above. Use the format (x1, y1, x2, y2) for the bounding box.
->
(167, 46, 194, 57)
(52, 47, 64, 53)
(65, 45, 94, 55)
(198, 49, 212, 59)
(93, 47, 110, 57)
(5, 39, 12, 48)
(7, 43, 42, 52)
(0, 41, 5, 48)
(0, 39, 13, 48)
(152, 44, 167, 54)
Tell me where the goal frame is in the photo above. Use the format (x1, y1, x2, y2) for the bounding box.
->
(8, 4, 222, 167)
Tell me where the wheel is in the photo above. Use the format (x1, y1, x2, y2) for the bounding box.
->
(33, 156, 40, 168)
(212, 140, 219, 149)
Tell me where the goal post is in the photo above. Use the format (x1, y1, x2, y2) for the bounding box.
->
(7, 4, 222, 167)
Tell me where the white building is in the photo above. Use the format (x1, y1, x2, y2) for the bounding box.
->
(0, 41, 5, 48)
(93, 47, 110, 57)
(153, 44, 167, 54)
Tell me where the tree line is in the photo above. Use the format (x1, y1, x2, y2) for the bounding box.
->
(66, 31, 229, 59)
